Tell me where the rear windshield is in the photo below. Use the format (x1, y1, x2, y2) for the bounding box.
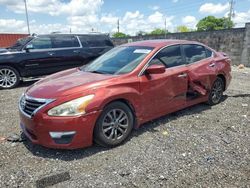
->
(82, 46, 153, 75)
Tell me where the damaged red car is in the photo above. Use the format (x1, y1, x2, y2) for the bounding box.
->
(19, 40, 232, 149)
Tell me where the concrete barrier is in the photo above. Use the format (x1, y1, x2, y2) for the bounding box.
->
(112, 22, 250, 67)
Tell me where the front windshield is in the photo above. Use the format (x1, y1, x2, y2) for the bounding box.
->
(8, 36, 33, 50)
(82, 46, 153, 75)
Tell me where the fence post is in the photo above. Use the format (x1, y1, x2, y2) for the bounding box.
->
(241, 23, 250, 66)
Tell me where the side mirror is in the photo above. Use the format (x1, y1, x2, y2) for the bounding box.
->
(146, 64, 165, 74)
(24, 44, 33, 52)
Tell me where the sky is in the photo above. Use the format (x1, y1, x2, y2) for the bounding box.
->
(0, 0, 250, 35)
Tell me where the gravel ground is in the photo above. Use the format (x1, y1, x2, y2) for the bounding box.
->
(0, 66, 249, 188)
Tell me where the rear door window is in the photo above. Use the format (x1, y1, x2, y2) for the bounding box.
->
(51, 35, 80, 48)
(206, 48, 213, 58)
(183, 44, 207, 64)
(150, 45, 184, 68)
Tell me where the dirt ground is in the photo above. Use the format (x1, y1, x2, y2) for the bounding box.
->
(0, 66, 249, 188)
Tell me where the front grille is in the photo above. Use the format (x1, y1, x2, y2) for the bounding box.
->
(20, 95, 53, 117)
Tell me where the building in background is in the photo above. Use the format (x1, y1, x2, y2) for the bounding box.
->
(0, 34, 29, 48)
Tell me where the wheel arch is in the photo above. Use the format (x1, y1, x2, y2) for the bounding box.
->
(100, 97, 138, 128)
(217, 74, 226, 91)
(0, 63, 22, 77)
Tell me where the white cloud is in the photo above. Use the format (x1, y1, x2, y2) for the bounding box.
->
(0, 19, 27, 33)
(0, 0, 103, 16)
(0, 18, 71, 34)
(172, 0, 179, 3)
(0, 1, 176, 35)
(57, 0, 103, 16)
(199, 3, 229, 14)
(182, 16, 197, 29)
(0, 0, 104, 34)
(31, 23, 70, 34)
(118, 11, 174, 35)
(148, 11, 164, 24)
(149, 5, 160, 11)
(232, 9, 250, 27)
(100, 14, 118, 25)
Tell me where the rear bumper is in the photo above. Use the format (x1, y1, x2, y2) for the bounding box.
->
(19, 110, 101, 149)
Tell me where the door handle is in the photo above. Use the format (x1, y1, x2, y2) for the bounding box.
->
(48, 52, 55, 56)
(177, 73, 187, 78)
(209, 62, 215, 67)
(73, 50, 80, 53)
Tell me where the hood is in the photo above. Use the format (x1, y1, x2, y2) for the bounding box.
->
(0, 48, 8, 54)
(26, 68, 116, 98)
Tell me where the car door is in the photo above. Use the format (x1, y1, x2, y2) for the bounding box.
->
(139, 45, 188, 121)
(21, 36, 58, 76)
(50, 35, 83, 72)
(183, 44, 217, 92)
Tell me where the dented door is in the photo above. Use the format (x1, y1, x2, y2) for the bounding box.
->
(139, 44, 188, 121)
(182, 44, 217, 95)
(139, 66, 188, 121)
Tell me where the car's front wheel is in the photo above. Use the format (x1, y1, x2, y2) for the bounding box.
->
(94, 101, 134, 147)
(0, 66, 20, 89)
(207, 77, 224, 105)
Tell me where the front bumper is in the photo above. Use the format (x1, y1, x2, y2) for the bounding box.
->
(19, 110, 101, 149)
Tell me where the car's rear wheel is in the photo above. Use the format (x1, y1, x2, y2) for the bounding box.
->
(0, 66, 20, 89)
(207, 77, 224, 105)
(94, 101, 134, 147)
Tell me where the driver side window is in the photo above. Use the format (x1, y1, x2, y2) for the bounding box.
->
(149, 45, 184, 68)
(27, 37, 52, 50)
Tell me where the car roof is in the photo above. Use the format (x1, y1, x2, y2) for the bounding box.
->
(36, 33, 110, 38)
(122, 39, 204, 48)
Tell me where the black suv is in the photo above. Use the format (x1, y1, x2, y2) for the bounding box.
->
(0, 34, 114, 89)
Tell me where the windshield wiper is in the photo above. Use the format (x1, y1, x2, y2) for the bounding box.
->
(81, 68, 112, 75)
(88, 70, 108, 74)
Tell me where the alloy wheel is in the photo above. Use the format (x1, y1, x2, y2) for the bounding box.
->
(211, 79, 223, 104)
(102, 109, 129, 140)
(0, 68, 17, 88)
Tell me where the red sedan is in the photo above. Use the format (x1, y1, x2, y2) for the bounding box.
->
(19, 40, 232, 149)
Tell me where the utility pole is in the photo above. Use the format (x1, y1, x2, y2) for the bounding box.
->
(117, 19, 120, 33)
(24, 0, 30, 34)
(228, 0, 235, 21)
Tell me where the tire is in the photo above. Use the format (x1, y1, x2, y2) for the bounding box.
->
(94, 101, 134, 147)
(207, 77, 224, 105)
(0, 66, 20, 89)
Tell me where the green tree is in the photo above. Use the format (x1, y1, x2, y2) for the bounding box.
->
(176, 25, 191, 32)
(112, 32, 128, 38)
(196, 16, 234, 31)
(150, 28, 167, 35)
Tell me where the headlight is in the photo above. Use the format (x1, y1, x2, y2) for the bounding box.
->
(48, 95, 94, 116)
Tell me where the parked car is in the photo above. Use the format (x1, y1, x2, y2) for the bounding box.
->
(0, 34, 114, 89)
(19, 40, 232, 149)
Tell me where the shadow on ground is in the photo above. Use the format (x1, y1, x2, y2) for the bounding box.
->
(22, 95, 230, 161)
(17, 81, 37, 88)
